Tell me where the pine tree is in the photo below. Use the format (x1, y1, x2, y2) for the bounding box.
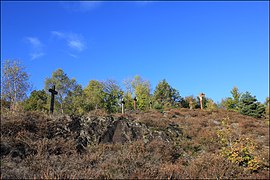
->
(23, 90, 49, 112)
(238, 92, 266, 118)
(153, 79, 181, 109)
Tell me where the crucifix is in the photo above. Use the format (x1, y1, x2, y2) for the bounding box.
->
(121, 98, 125, 114)
(49, 85, 58, 114)
(199, 93, 205, 110)
(133, 97, 137, 110)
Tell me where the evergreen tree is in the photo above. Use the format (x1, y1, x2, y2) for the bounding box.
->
(23, 90, 49, 112)
(102, 79, 123, 113)
(230, 86, 241, 110)
(221, 86, 241, 111)
(238, 92, 266, 118)
(221, 97, 235, 110)
(153, 79, 181, 109)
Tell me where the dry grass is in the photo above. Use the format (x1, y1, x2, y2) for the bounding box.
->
(1, 108, 269, 179)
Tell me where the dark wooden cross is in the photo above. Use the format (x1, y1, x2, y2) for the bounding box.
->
(133, 97, 137, 110)
(49, 85, 58, 114)
(150, 101, 152, 109)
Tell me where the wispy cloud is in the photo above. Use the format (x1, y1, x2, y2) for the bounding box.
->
(59, 1, 102, 12)
(51, 31, 86, 52)
(25, 37, 45, 60)
(68, 53, 78, 59)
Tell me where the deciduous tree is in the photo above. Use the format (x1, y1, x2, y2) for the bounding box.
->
(45, 69, 78, 114)
(1, 60, 31, 111)
(83, 80, 105, 112)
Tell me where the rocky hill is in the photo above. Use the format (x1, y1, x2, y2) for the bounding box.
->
(1, 109, 269, 179)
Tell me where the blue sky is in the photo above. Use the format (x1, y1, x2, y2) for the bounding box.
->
(1, 1, 269, 103)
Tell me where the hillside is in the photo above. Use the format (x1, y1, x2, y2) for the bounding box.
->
(1, 109, 269, 179)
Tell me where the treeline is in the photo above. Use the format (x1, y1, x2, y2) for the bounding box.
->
(1, 60, 269, 118)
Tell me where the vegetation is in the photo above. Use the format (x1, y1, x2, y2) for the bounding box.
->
(23, 90, 49, 112)
(45, 68, 80, 114)
(153, 79, 181, 109)
(1, 60, 31, 111)
(0, 109, 269, 179)
(0, 59, 269, 179)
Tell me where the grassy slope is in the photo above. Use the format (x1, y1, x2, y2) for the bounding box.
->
(0, 109, 269, 179)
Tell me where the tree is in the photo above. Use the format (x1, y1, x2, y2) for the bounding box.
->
(221, 97, 235, 110)
(221, 86, 241, 111)
(205, 98, 218, 111)
(83, 80, 105, 112)
(64, 84, 85, 115)
(1, 60, 31, 111)
(123, 76, 151, 111)
(23, 90, 49, 112)
(230, 86, 241, 110)
(153, 79, 181, 109)
(45, 69, 78, 114)
(238, 92, 266, 118)
(183, 96, 196, 109)
(131, 76, 151, 111)
(102, 79, 123, 113)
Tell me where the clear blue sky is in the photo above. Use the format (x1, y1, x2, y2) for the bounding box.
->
(1, 1, 269, 103)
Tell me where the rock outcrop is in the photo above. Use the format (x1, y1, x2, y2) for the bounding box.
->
(1, 113, 183, 156)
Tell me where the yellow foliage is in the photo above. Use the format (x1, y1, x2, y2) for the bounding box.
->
(217, 117, 262, 172)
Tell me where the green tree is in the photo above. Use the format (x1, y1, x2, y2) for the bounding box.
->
(1, 60, 31, 111)
(221, 86, 241, 111)
(64, 84, 85, 115)
(131, 76, 151, 111)
(206, 98, 218, 111)
(102, 79, 123, 113)
(153, 79, 181, 109)
(83, 80, 105, 112)
(23, 90, 49, 112)
(238, 92, 266, 118)
(45, 69, 78, 114)
(221, 97, 235, 110)
(231, 86, 241, 110)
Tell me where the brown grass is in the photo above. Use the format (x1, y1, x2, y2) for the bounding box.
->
(1, 108, 269, 179)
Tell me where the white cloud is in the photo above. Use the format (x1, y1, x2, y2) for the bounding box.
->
(51, 31, 86, 52)
(25, 37, 45, 60)
(51, 31, 65, 38)
(26, 37, 42, 47)
(68, 40, 85, 52)
(68, 53, 78, 58)
(30, 52, 45, 60)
